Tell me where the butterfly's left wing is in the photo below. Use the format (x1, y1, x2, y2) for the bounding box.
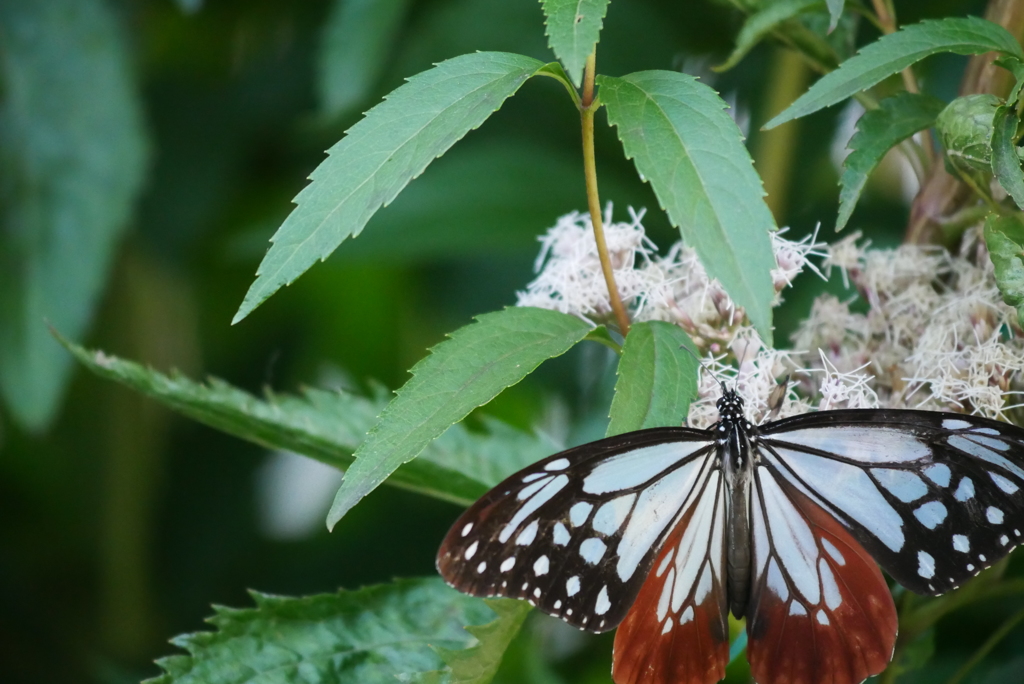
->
(437, 428, 716, 633)
(758, 409, 1024, 595)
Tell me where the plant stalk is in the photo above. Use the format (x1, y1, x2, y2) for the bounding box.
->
(580, 53, 631, 336)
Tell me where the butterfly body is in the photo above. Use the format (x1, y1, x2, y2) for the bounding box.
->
(437, 390, 1024, 684)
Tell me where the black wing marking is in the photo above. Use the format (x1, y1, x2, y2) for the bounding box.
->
(757, 409, 1024, 594)
(436, 427, 716, 632)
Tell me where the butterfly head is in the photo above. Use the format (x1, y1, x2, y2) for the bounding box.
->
(716, 389, 745, 425)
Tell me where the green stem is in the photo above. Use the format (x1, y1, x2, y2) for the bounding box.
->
(580, 53, 631, 336)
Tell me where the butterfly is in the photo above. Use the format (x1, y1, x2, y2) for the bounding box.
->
(436, 388, 1024, 684)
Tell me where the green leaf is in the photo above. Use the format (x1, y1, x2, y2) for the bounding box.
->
(61, 335, 560, 506)
(0, 0, 148, 430)
(837, 92, 945, 230)
(607, 321, 699, 436)
(145, 578, 496, 684)
(318, 0, 412, 117)
(540, 0, 610, 87)
(233, 52, 547, 324)
(326, 307, 591, 529)
(992, 104, 1024, 209)
(765, 17, 1024, 129)
(598, 71, 777, 345)
(716, 0, 821, 72)
(984, 214, 1024, 328)
(825, 0, 844, 32)
(434, 599, 532, 684)
(937, 94, 1001, 174)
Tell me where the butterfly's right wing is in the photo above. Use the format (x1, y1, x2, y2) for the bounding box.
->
(436, 427, 716, 633)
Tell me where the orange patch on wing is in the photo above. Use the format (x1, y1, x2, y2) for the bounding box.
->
(747, 487, 898, 684)
(612, 499, 729, 684)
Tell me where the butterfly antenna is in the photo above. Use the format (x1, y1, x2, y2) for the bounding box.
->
(678, 343, 727, 394)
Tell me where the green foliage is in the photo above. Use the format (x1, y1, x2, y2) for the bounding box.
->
(838, 92, 945, 230)
(717, 0, 821, 72)
(984, 214, 1024, 328)
(765, 16, 1024, 129)
(0, 0, 147, 430)
(234, 52, 548, 324)
(540, 0, 610, 87)
(318, 0, 412, 117)
(430, 599, 532, 684)
(326, 307, 591, 529)
(991, 104, 1024, 209)
(62, 336, 559, 506)
(598, 71, 777, 344)
(607, 321, 699, 436)
(146, 578, 498, 684)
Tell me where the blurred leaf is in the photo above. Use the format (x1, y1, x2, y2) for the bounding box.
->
(0, 0, 148, 430)
(63, 336, 560, 506)
(233, 52, 547, 324)
(728, 630, 747, 664)
(837, 92, 945, 230)
(991, 104, 1024, 209)
(326, 307, 591, 529)
(146, 578, 495, 684)
(433, 599, 532, 684)
(825, 0, 844, 32)
(606, 321, 699, 436)
(318, 0, 411, 118)
(984, 214, 1024, 328)
(540, 0, 609, 87)
(173, 0, 202, 13)
(599, 71, 777, 344)
(765, 17, 1024, 129)
(716, 0, 821, 72)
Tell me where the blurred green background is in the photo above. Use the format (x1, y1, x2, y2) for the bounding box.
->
(3, 0, 1021, 682)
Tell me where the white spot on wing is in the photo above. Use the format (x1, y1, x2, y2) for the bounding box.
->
(773, 427, 930, 462)
(582, 442, 706, 494)
(595, 586, 611, 615)
(516, 520, 539, 546)
(534, 555, 549, 576)
(943, 419, 971, 430)
(657, 569, 674, 621)
(500, 557, 515, 572)
(914, 501, 947, 529)
(693, 563, 713, 604)
(477, 561, 487, 572)
(579, 537, 607, 565)
(991, 472, 1020, 494)
(656, 550, 674, 577)
(464, 541, 479, 560)
(819, 558, 842, 610)
(816, 610, 830, 625)
(924, 463, 951, 487)
(501, 475, 569, 542)
(772, 449, 905, 552)
(461, 523, 474, 536)
(789, 601, 807, 616)
(661, 617, 674, 634)
(953, 534, 970, 553)
(517, 475, 553, 501)
(545, 458, 570, 471)
(873, 469, 928, 503)
(553, 522, 570, 546)
(766, 559, 788, 601)
(680, 606, 694, 624)
(569, 502, 593, 527)
(917, 551, 935, 579)
(987, 506, 1004, 524)
(615, 458, 706, 583)
(566, 576, 580, 596)
(821, 539, 846, 566)
(949, 436, 1024, 481)
(522, 472, 546, 483)
(592, 494, 636, 535)
(954, 477, 975, 502)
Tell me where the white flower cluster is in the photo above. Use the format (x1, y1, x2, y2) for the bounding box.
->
(517, 208, 1024, 425)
